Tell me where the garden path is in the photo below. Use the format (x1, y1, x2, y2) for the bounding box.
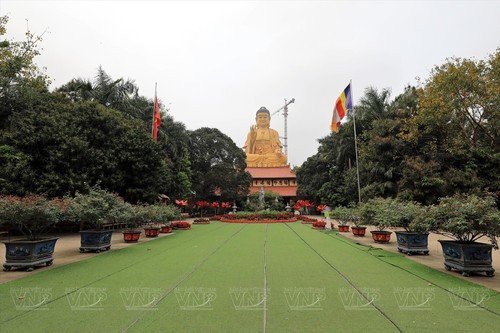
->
(1, 218, 499, 292)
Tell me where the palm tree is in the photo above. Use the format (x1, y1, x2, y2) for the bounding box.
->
(355, 86, 392, 131)
(55, 66, 144, 119)
(91, 66, 138, 107)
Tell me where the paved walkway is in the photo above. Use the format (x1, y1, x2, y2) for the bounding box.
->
(1, 219, 499, 292)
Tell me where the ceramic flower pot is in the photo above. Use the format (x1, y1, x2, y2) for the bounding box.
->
(395, 231, 429, 255)
(438, 240, 495, 277)
(3, 237, 58, 272)
(79, 230, 112, 253)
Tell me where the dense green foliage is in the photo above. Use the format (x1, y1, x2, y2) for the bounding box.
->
(244, 190, 284, 211)
(1, 16, 498, 209)
(0, 17, 246, 204)
(424, 193, 500, 246)
(298, 50, 500, 206)
(0, 194, 66, 239)
(188, 127, 251, 202)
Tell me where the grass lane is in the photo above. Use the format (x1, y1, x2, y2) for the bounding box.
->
(0, 223, 243, 332)
(266, 223, 400, 333)
(289, 223, 500, 332)
(0, 222, 498, 333)
(126, 223, 266, 333)
(329, 232, 500, 314)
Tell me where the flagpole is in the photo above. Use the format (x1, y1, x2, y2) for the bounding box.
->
(152, 82, 157, 136)
(351, 79, 362, 204)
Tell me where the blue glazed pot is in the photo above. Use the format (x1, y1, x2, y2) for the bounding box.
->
(438, 240, 494, 277)
(3, 237, 58, 272)
(79, 230, 112, 253)
(395, 231, 429, 255)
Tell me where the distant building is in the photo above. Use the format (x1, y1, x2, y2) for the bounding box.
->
(246, 166, 297, 202)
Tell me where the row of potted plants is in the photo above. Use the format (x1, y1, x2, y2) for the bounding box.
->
(330, 193, 499, 277)
(0, 186, 181, 271)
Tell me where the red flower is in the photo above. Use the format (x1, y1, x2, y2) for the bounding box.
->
(175, 200, 188, 206)
(312, 221, 326, 228)
(316, 204, 326, 212)
(172, 221, 191, 229)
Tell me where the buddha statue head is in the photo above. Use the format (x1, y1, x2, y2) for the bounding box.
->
(255, 107, 271, 129)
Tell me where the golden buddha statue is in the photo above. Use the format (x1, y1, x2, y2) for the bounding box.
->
(244, 107, 288, 167)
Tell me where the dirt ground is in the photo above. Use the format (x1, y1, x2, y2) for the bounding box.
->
(0, 222, 499, 292)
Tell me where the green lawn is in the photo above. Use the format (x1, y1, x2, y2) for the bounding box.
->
(0, 222, 499, 332)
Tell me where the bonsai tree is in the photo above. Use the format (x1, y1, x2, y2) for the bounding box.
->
(359, 199, 382, 229)
(69, 185, 120, 231)
(397, 201, 429, 233)
(346, 204, 361, 227)
(393, 200, 430, 255)
(0, 195, 66, 240)
(115, 202, 144, 232)
(332, 206, 350, 226)
(367, 198, 428, 233)
(427, 193, 500, 249)
(140, 204, 177, 228)
(154, 204, 181, 227)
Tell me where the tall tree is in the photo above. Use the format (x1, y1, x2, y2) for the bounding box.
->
(358, 86, 416, 199)
(1, 96, 169, 203)
(400, 51, 499, 201)
(0, 15, 50, 129)
(188, 128, 251, 201)
(296, 153, 330, 203)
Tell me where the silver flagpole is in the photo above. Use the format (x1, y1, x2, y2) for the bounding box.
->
(152, 82, 157, 136)
(351, 79, 362, 203)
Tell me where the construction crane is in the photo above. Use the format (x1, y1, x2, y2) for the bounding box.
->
(271, 98, 295, 157)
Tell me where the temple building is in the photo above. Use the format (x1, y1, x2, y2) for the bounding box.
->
(246, 166, 297, 201)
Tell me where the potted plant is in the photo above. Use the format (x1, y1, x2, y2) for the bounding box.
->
(157, 204, 180, 234)
(312, 221, 327, 230)
(332, 206, 350, 232)
(348, 205, 366, 237)
(393, 201, 430, 255)
(143, 223, 161, 237)
(142, 205, 161, 238)
(141, 204, 179, 237)
(160, 223, 173, 234)
(193, 218, 210, 224)
(120, 203, 144, 243)
(363, 198, 393, 243)
(171, 221, 191, 230)
(69, 186, 119, 253)
(0, 195, 65, 271)
(428, 193, 499, 277)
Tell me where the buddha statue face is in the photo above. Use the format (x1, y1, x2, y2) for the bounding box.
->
(256, 112, 270, 128)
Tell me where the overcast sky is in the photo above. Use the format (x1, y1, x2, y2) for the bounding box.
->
(2, 0, 499, 167)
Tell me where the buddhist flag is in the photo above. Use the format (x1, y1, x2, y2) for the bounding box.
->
(331, 84, 352, 133)
(153, 95, 161, 143)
